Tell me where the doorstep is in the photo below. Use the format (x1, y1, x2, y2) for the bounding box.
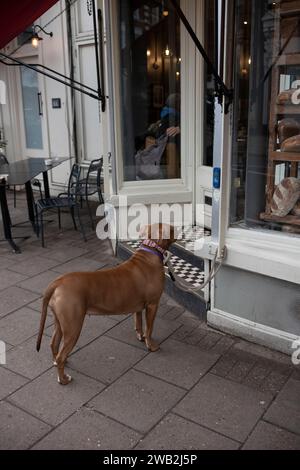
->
(117, 239, 208, 319)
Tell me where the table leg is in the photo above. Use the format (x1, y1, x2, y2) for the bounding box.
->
(25, 181, 37, 232)
(43, 171, 50, 199)
(0, 181, 21, 253)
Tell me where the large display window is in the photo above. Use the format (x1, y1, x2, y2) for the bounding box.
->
(230, 0, 300, 236)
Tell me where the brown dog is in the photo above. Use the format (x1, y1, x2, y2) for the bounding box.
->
(36, 224, 176, 385)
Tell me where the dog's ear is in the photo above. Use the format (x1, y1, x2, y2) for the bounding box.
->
(139, 224, 150, 239)
(159, 224, 177, 249)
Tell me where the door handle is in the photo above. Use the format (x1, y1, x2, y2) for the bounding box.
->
(37, 92, 43, 116)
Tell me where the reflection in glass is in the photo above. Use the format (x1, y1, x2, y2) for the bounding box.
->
(230, 0, 300, 236)
(20, 66, 43, 150)
(119, 0, 181, 181)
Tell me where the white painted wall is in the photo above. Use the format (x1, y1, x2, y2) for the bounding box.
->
(0, 0, 104, 192)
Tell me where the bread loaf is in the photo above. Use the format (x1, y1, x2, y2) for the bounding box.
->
(278, 119, 300, 144)
(271, 177, 300, 217)
(281, 134, 300, 152)
(276, 88, 298, 105)
(291, 200, 300, 216)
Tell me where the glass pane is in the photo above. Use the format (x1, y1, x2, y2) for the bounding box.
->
(20, 66, 43, 150)
(203, 0, 217, 167)
(230, 0, 300, 237)
(118, 0, 181, 181)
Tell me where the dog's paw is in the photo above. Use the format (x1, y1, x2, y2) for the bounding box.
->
(136, 331, 144, 342)
(57, 374, 72, 385)
(146, 340, 160, 352)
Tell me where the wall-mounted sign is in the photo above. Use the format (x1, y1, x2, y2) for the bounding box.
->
(52, 98, 61, 109)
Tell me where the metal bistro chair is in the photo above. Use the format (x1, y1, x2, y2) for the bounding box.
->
(76, 157, 104, 229)
(35, 163, 86, 247)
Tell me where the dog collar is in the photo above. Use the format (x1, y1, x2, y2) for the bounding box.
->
(138, 246, 164, 262)
(141, 239, 166, 256)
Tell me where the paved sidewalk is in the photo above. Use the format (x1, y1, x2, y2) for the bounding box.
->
(0, 191, 299, 450)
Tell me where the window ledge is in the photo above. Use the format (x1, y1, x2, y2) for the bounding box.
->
(109, 188, 192, 206)
(224, 227, 300, 285)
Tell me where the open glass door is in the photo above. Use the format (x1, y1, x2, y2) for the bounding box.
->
(194, 0, 219, 231)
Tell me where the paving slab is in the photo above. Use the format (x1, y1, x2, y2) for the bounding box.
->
(32, 407, 141, 450)
(41, 246, 90, 263)
(0, 367, 28, 400)
(0, 256, 17, 269)
(260, 370, 290, 395)
(9, 256, 61, 276)
(264, 378, 300, 435)
(291, 369, 300, 381)
(136, 413, 240, 450)
(106, 316, 181, 351)
(9, 368, 105, 426)
(18, 270, 59, 295)
(171, 323, 205, 345)
(51, 256, 107, 274)
(4, 335, 53, 379)
(243, 420, 300, 450)
(0, 286, 40, 318)
(0, 401, 52, 450)
(174, 373, 272, 443)
(68, 336, 146, 384)
(157, 304, 185, 321)
(89, 369, 185, 433)
(0, 269, 28, 291)
(135, 338, 219, 390)
(27, 297, 43, 312)
(0, 307, 53, 346)
(233, 340, 293, 366)
(210, 336, 236, 355)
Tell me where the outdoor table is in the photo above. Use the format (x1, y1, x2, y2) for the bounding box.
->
(0, 157, 69, 253)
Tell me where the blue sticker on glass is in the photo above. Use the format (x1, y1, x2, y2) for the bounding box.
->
(213, 167, 221, 189)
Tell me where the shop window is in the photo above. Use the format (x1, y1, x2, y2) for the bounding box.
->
(118, 0, 181, 181)
(230, 0, 300, 236)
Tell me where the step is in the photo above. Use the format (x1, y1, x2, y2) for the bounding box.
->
(117, 238, 208, 320)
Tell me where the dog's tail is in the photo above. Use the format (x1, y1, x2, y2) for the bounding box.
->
(36, 281, 58, 352)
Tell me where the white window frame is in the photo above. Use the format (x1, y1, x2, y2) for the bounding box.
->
(108, 0, 201, 205)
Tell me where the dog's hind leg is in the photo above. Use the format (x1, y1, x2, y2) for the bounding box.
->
(134, 311, 144, 342)
(144, 303, 159, 352)
(51, 318, 62, 365)
(55, 307, 85, 385)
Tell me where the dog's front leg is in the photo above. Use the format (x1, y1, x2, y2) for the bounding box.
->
(134, 311, 144, 342)
(144, 303, 159, 352)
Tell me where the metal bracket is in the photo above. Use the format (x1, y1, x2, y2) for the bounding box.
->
(0, 52, 105, 103)
(169, 0, 233, 114)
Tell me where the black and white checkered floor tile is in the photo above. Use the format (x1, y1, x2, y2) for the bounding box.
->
(123, 239, 205, 289)
(176, 225, 211, 251)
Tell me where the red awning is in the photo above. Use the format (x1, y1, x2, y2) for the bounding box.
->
(0, 0, 59, 50)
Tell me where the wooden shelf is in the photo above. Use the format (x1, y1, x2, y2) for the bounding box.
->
(264, 8, 300, 228)
(270, 151, 300, 162)
(280, 0, 300, 16)
(277, 53, 300, 66)
(276, 105, 300, 115)
(260, 213, 300, 226)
